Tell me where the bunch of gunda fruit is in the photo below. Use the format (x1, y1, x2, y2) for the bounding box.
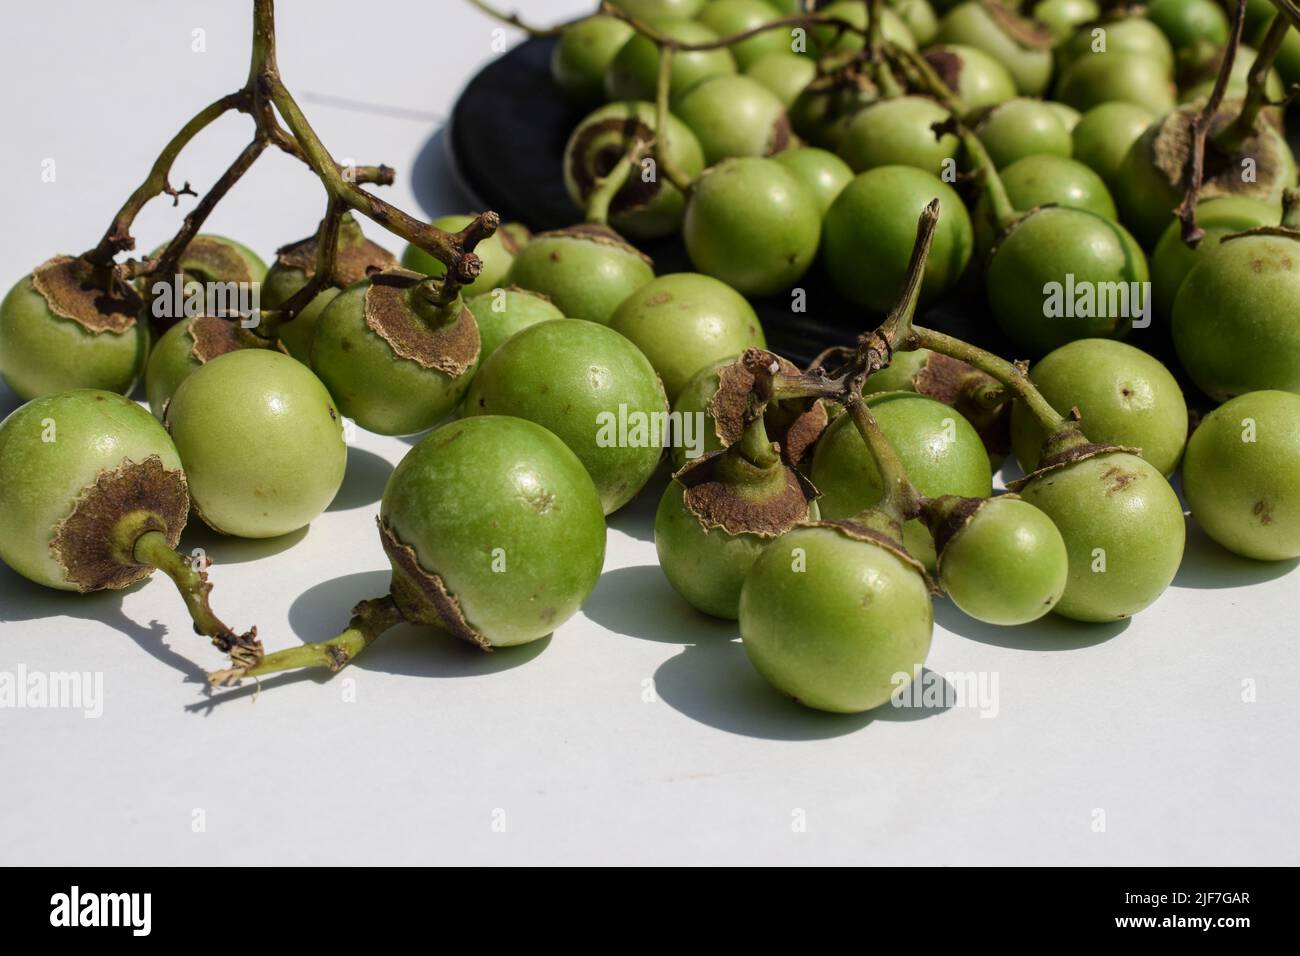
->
(2, 0, 1298, 716)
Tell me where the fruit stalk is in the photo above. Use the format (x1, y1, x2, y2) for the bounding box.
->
(1214, 9, 1289, 155)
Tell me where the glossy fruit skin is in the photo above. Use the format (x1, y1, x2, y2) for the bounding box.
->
(1010, 339, 1189, 477)
(0, 389, 183, 590)
(465, 320, 667, 514)
(922, 43, 1018, 110)
(739, 525, 933, 714)
(1070, 102, 1155, 189)
(0, 270, 148, 401)
(973, 154, 1117, 256)
(1017, 451, 1185, 621)
(382, 416, 606, 646)
(939, 496, 1068, 625)
(836, 96, 959, 176)
(144, 316, 217, 417)
(1044, 101, 1081, 133)
(655, 480, 818, 619)
(166, 350, 345, 538)
(1114, 111, 1296, 248)
(675, 74, 789, 165)
(1150, 197, 1279, 322)
(550, 15, 636, 105)
(773, 147, 853, 215)
(507, 228, 654, 325)
(604, 20, 735, 102)
(810, 392, 992, 567)
(823, 166, 973, 313)
(813, 2, 916, 54)
(973, 97, 1071, 169)
(744, 51, 817, 107)
(1172, 232, 1300, 401)
(890, 0, 939, 46)
(1031, 0, 1099, 43)
(1147, 0, 1229, 50)
(607, 0, 705, 21)
(669, 357, 732, 469)
(312, 282, 478, 436)
(683, 157, 820, 298)
(1057, 15, 1176, 74)
(563, 101, 705, 240)
(609, 272, 766, 400)
(1183, 390, 1300, 560)
(1056, 52, 1176, 114)
(935, 2, 1053, 95)
(464, 288, 565, 363)
(697, 0, 790, 69)
(986, 207, 1148, 356)
(401, 215, 514, 298)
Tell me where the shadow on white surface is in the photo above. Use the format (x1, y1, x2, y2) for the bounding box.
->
(0, 561, 208, 684)
(410, 126, 479, 221)
(933, 597, 1129, 651)
(655, 644, 954, 741)
(327, 445, 394, 512)
(605, 465, 671, 544)
(582, 564, 736, 645)
(1174, 521, 1300, 589)
(179, 521, 309, 565)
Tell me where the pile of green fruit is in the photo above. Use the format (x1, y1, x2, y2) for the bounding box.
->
(1, 0, 1298, 716)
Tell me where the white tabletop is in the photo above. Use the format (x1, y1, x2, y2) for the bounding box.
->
(1, 0, 1296, 865)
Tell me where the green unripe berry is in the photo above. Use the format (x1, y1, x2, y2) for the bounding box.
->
(401, 214, 517, 299)
(604, 20, 735, 102)
(745, 52, 817, 108)
(772, 147, 854, 216)
(973, 154, 1117, 257)
(935, 2, 1055, 95)
(675, 74, 790, 165)
(550, 15, 636, 106)
(836, 96, 960, 176)
(464, 288, 565, 364)
(507, 225, 655, 325)
(696, 0, 792, 69)
(973, 97, 1072, 170)
(1070, 102, 1154, 189)
(922, 43, 1018, 110)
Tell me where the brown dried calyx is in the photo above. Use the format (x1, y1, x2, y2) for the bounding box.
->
(49, 455, 188, 591)
(1006, 425, 1139, 491)
(536, 223, 654, 265)
(1150, 101, 1290, 197)
(568, 117, 665, 216)
(275, 212, 398, 289)
(922, 494, 994, 560)
(378, 519, 490, 651)
(912, 352, 1011, 464)
(816, 512, 937, 592)
(187, 314, 283, 364)
(675, 449, 818, 538)
(708, 349, 830, 466)
(30, 256, 142, 334)
(172, 235, 257, 284)
(981, 0, 1055, 50)
(364, 268, 480, 375)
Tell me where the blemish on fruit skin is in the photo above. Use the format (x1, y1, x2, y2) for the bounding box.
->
(1254, 500, 1274, 525)
(1100, 465, 1137, 496)
(645, 292, 672, 307)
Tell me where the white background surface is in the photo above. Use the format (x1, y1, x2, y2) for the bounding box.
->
(1, 1, 1297, 866)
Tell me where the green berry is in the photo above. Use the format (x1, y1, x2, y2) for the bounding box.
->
(744, 52, 817, 107)
(696, 0, 792, 69)
(1070, 101, 1155, 189)
(1183, 390, 1300, 561)
(166, 350, 346, 538)
(1055, 52, 1176, 115)
(973, 97, 1072, 170)
(922, 43, 1018, 110)
(507, 225, 655, 325)
(401, 214, 516, 298)
(973, 154, 1117, 257)
(1031, 0, 1100, 43)
(675, 74, 790, 165)
(772, 147, 854, 216)
(465, 319, 667, 514)
(935, 2, 1054, 95)
(550, 15, 636, 105)
(464, 288, 565, 364)
(604, 19, 735, 101)
(609, 272, 766, 400)
(836, 96, 960, 176)
(1147, 0, 1229, 50)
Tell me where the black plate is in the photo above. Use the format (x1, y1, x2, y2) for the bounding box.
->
(446, 36, 1016, 366)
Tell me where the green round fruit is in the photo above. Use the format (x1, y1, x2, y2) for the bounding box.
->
(810, 392, 993, 567)
(890, 0, 940, 46)
(166, 349, 346, 538)
(773, 147, 854, 215)
(675, 74, 790, 165)
(789, 78, 880, 151)
(1031, 0, 1100, 43)
(1070, 101, 1155, 188)
(1147, 0, 1229, 50)
(607, 0, 705, 21)
(922, 43, 1019, 110)
(401, 214, 516, 298)
(744, 51, 817, 107)
(812, 2, 916, 54)
(669, 357, 732, 469)
(655, 479, 818, 619)
(935, 2, 1055, 95)
(464, 288, 566, 363)
(683, 157, 821, 298)
(1150, 196, 1279, 321)
(311, 271, 480, 435)
(1183, 390, 1300, 560)
(1010, 339, 1189, 476)
(0, 389, 185, 590)
(507, 225, 655, 325)
(822, 166, 973, 313)
(986, 206, 1148, 355)
(609, 272, 766, 400)
(563, 101, 705, 240)
(864, 348, 933, 394)
(739, 524, 933, 713)
(148, 233, 266, 291)
(697, 0, 791, 69)
(973, 154, 1117, 257)
(465, 319, 667, 514)
(1018, 451, 1185, 621)
(550, 15, 636, 105)
(604, 19, 735, 101)
(143, 316, 272, 417)
(836, 96, 960, 176)
(1172, 229, 1300, 401)
(937, 496, 1068, 625)
(381, 415, 606, 646)
(1057, 14, 1176, 74)
(973, 97, 1072, 169)
(0, 258, 148, 401)
(1055, 52, 1176, 114)
(261, 214, 397, 363)
(1044, 100, 1082, 133)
